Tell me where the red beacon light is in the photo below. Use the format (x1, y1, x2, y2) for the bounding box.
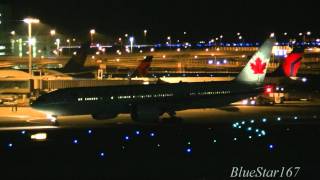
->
(264, 85, 274, 94)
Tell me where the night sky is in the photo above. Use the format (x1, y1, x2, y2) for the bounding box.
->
(2, 0, 320, 42)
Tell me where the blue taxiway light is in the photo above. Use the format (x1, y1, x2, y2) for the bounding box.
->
(73, 139, 78, 144)
(233, 122, 239, 127)
(8, 143, 13, 148)
(262, 118, 267, 123)
(124, 136, 130, 141)
(247, 127, 252, 131)
(268, 144, 274, 150)
(88, 129, 92, 134)
(150, 133, 155, 137)
(21, 130, 26, 134)
(99, 152, 105, 157)
(186, 148, 192, 153)
(135, 131, 140, 135)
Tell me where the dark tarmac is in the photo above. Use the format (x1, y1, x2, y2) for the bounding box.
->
(0, 102, 320, 179)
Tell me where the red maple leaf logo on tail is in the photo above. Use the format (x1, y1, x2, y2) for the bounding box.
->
(250, 58, 266, 74)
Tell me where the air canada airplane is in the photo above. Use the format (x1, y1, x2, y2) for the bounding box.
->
(31, 38, 275, 122)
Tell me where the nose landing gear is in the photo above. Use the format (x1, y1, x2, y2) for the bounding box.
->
(47, 114, 59, 126)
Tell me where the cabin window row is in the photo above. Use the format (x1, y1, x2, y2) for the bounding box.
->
(77, 93, 174, 101)
(189, 90, 231, 96)
(78, 97, 99, 101)
(118, 93, 174, 99)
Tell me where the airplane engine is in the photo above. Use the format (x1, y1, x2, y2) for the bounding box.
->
(131, 106, 161, 122)
(91, 113, 118, 120)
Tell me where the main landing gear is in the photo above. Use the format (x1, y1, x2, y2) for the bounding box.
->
(161, 111, 183, 123)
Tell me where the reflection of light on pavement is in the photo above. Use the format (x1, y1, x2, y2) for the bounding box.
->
(11, 115, 31, 118)
(0, 126, 58, 131)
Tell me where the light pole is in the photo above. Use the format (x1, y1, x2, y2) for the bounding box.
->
(50, 29, 56, 56)
(129, 37, 134, 53)
(90, 29, 95, 44)
(50, 29, 56, 36)
(283, 32, 288, 45)
(167, 36, 171, 48)
(305, 31, 311, 45)
(239, 36, 244, 44)
(299, 31, 311, 45)
(143, 29, 147, 44)
(55, 38, 60, 56)
(67, 39, 71, 55)
(10, 31, 16, 54)
(144, 30, 147, 37)
(236, 32, 243, 44)
(23, 17, 39, 77)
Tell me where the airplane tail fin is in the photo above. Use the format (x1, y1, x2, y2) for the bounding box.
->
(130, 56, 153, 77)
(63, 41, 91, 72)
(235, 38, 275, 84)
(270, 47, 304, 77)
(283, 48, 304, 77)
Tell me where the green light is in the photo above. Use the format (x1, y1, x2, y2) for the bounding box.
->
(18, 39, 22, 57)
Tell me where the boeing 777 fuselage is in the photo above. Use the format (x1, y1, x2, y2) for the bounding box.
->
(31, 38, 275, 122)
(31, 81, 262, 121)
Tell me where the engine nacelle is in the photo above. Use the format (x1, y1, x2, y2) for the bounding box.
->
(131, 106, 161, 122)
(91, 113, 118, 120)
